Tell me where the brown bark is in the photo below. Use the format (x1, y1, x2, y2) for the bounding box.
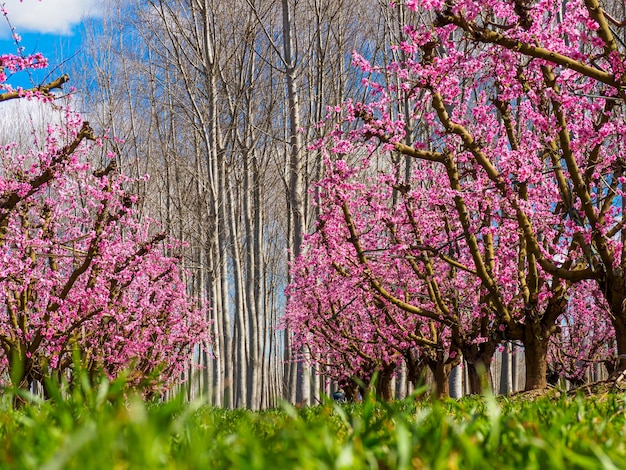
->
(523, 328, 549, 390)
(430, 361, 452, 399)
(0, 74, 70, 103)
(375, 365, 395, 401)
(610, 299, 626, 374)
(403, 348, 427, 390)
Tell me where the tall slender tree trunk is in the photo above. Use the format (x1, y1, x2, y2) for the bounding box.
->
(449, 364, 463, 399)
(218, 157, 233, 408)
(396, 361, 408, 400)
(511, 346, 519, 392)
(228, 179, 249, 407)
(208, 247, 223, 407)
(282, 0, 308, 406)
(243, 150, 260, 410)
(252, 157, 265, 408)
(499, 342, 513, 395)
(312, 356, 321, 404)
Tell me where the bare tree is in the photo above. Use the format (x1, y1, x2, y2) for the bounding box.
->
(76, 0, 391, 407)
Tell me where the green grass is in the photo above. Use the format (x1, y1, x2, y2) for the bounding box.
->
(0, 381, 625, 469)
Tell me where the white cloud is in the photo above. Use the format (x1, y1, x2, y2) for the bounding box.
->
(2, 0, 103, 35)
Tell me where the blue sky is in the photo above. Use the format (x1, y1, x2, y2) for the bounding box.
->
(1, 0, 103, 89)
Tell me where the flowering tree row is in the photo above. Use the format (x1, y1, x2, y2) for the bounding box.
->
(0, 11, 209, 398)
(286, 0, 623, 397)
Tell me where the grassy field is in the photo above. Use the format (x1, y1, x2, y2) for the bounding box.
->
(1, 379, 625, 469)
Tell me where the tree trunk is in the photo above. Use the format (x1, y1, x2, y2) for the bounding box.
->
(404, 349, 427, 392)
(611, 307, 626, 374)
(430, 361, 451, 399)
(312, 355, 321, 404)
(523, 328, 549, 390)
(449, 364, 463, 399)
(282, 0, 308, 407)
(512, 346, 519, 392)
(466, 359, 493, 395)
(284, 333, 297, 403)
(10, 352, 35, 408)
(374, 365, 395, 401)
(228, 179, 248, 408)
(243, 149, 260, 410)
(217, 147, 233, 408)
(461, 342, 496, 394)
(396, 361, 407, 400)
(499, 342, 513, 395)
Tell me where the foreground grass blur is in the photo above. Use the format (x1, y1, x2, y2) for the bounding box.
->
(0, 378, 625, 469)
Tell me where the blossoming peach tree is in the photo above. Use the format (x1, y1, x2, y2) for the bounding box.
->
(286, 0, 623, 394)
(0, 9, 209, 397)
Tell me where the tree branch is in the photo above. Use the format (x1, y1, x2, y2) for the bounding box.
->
(435, 13, 622, 91)
(0, 74, 70, 103)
